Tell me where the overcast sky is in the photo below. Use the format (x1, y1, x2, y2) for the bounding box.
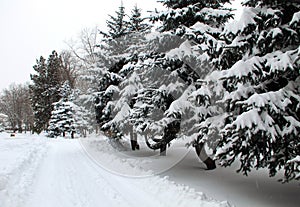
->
(0, 0, 242, 91)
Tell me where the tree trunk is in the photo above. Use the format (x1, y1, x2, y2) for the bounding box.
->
(160, 142, 167, 156)
(130, 126, 139, 150)
(195, 143, 216, 170)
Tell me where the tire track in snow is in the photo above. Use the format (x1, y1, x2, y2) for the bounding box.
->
(24, 139, 135, 207)
(0, 138, 49, 207)
(66, 141, 133, 207)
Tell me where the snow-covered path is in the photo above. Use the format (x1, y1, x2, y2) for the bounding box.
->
(24, 139, 165, 207)
(25, 139, 127, 207)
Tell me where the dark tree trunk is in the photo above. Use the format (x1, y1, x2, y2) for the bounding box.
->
(130, 126, 139, 150)
(131, 140, 138, 150)
(195, 143, 216, 170)
(160, 142, 167, 156)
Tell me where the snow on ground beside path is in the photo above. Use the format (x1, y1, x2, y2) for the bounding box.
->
(0, 132, 48, 207)
(81, 134, 300, 207)
(162, 150, 300, 207)
(80, 135, 231, 207)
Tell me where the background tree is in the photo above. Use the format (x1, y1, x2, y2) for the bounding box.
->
(0, 113, 8, 131)
(128, 4, 149, 33)
(100, 2, 128, 40)
(0, 83, 34, 132)
(66, 27, 100, 68)
(59, 50, 78, 88)
(30, 52, 60, 133)
(66, 26, 112, 134)
(30, 50, 75, 133)
(47, 82, 88, 138)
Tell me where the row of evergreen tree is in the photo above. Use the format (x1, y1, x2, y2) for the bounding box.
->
(29, 0, 300, 182)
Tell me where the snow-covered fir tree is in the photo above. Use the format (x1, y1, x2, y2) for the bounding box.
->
(151, 0, 233, 61)
(98, 29, 195, 152)
(194, 0, 300, 182)
(98, 0, 233, 159)
(47, 82, 88, 138)
(94, 4, 133, 131)
(99, 2, 131, 56)
(148, 0, 233, 127)
(95, 4, 152, 137)
(126, 0, 231, 161)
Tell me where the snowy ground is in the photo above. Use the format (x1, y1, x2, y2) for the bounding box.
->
(0, 132, 48, 207)
(0, 132, 230, 207)
(0, 132, 299, 207)
(81, 134, 300, 207)
(162, 148, 300, 207)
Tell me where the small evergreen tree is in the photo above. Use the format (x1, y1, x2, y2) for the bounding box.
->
(47, 82, 88, 138)
(48, 100, 75, 138)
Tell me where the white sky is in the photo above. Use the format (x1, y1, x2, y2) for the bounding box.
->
(0, 0, 242, 91)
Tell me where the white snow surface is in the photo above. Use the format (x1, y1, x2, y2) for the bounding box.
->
(0, 132, 231, 207)
(223, 7, 257, 36)
(82, 135, 300, 207)
(0, 133, 48, 207)
(1, 132, 299, 207)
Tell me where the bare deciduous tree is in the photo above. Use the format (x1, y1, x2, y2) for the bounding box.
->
(0, 83, 34, 132)
(66, 27, 99, 67)
(59, 50, 78, 88)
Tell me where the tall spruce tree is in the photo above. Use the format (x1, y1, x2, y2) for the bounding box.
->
(95, 3, 151, 134)
(30, 51, 62, 133)
(100, 2, 128, 40)
(131, 0, 232, 161)
(101, 0, 233, 158)
(128, 5, 149, 33)
(194, 0, 300, 182)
